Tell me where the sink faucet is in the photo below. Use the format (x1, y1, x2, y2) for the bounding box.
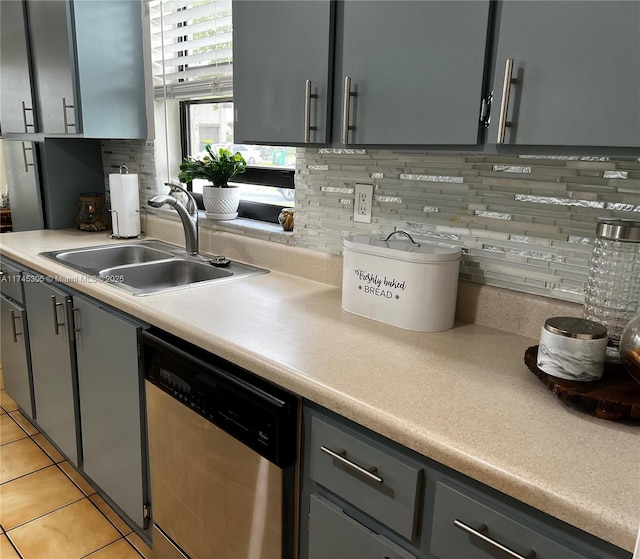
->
(148, 183, 199, 255)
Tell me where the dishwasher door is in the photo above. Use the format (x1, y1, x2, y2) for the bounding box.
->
(146, 381, 286, 559)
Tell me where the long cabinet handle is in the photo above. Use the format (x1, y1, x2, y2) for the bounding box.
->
(342, 76, 357, 144)
(22, 142, 34, 173)
(72, 307, 82, 334)
(320, 445, 384, 484)
(9, 309, 22, 343)
(62, 97, 76, 133)
(21, 101, 35, 132)
(51, 295, 65, 335)
(496, 58, 516, 144)
(454, 519, 536, 559)
(304, 80, 318, 143)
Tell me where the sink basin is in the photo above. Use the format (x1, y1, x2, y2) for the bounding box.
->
(41, 240, 268, 295)
(101, 259, 235, 295)
(52, 244, 173, 274)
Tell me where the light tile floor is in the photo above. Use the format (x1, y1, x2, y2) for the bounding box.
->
(0, 388, 152, 559)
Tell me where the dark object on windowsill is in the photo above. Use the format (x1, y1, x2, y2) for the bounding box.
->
(1, 208, 13, 233)
(524, 345, 640, 421)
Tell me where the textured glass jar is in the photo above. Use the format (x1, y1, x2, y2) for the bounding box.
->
(584, 218, 640, 362)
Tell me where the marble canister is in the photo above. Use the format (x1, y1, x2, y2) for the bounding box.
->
(537, 317, 608, 381)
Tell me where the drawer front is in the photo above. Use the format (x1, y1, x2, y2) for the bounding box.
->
(309, 494, 416, 559)
(309, 416, 422, 540)
(0, 261, 24, 303)
(431, 482, 586, 559)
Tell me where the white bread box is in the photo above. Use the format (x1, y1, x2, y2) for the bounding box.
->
(342, 232, 462, 332)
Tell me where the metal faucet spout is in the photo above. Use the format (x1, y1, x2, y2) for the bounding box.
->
(148, 183, 199, 255)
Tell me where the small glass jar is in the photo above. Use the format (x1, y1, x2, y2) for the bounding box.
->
(620, 311, 640, 385)
(77, 193, 109, 232)
(583, 218, 640, 362)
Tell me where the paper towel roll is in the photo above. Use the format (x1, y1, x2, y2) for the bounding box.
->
(109, 173, 141, 238)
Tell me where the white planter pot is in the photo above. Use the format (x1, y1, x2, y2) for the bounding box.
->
(202, 186, 240, 220)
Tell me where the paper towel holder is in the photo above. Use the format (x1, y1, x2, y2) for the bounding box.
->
(109, 165, 145, 239)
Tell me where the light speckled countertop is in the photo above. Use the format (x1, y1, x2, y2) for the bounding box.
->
(1, 227, 638, 552)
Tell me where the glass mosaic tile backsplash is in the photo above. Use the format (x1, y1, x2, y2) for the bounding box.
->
(101, 140, 639, 304)
(295, 149, 640, 303)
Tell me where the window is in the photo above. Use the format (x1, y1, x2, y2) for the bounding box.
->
(149, 0, 294, 224)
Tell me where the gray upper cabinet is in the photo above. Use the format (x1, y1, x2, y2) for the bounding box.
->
(233, 0, 491, 147)
(233, 0, 333, 145)
(3, 141, 44, 232)
(338, 1, 491, 145)
(488, 1, 640, 148)
(25, 0, 147, 138)
(0, 1, 37, 134)
(74, 296, 147, 529)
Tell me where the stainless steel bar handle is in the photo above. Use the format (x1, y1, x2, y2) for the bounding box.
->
(21, 142, 34, 173)
(454, 520, 536, 559)
(51, 295, 65, 335)
(62, 97, 76, 133)
(304, 80, 318, 143)
(9, 309, 21, 343)
(497, 58, 515, 144)
(320, 445, 384, 484)
(21, 101, 35, 132)
(342, 76, 357, 144)
(72, 307, 82, 334)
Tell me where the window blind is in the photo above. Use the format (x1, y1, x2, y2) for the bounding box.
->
(150, 0, 233, 100)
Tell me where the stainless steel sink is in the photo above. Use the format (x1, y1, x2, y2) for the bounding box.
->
(41, 240, 268, 295)
(52, 244, 174, 275)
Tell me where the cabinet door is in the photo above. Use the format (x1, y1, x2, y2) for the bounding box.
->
(0, 296, 34, 419)
(73, 296, 147, 528)
(308, 494, 416, 559)
(488, 1, 640, 147)
(233, 0, 333, 144)
(27, 0, 78, 134)
(0, 0, 37, 133)
(3, 141, 44, 232)
(23, 279, 79, 465)
(339, 1, 491, 145)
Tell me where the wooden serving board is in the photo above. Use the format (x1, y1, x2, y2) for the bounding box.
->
(524, 346, 640, 421)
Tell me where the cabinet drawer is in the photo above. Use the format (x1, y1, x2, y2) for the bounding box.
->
(0, 261, 24, 303)
(431, 482, 586, 559)
(309, 416, 422, 540)
(309, 494, 416, 559)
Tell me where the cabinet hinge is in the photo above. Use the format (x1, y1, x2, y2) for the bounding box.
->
(480, 91, 493, 129)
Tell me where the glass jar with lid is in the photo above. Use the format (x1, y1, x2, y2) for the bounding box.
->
(77, 193, 109, 232)
(583, 218, 640, 362)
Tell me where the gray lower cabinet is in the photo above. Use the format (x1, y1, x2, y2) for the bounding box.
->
(488, 1, 640, 148)
(0, 297, 32, 417)
(73, 295, 148, 529)
(309, 494, 416, 559)
(0, 261, 35, 421)
(300, 402, 632, 559)
(23, 277, 79, 465)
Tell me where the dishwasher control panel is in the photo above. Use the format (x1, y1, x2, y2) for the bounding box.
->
(143, 328, 298, 468)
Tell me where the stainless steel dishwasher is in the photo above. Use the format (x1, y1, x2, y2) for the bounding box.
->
(142, 329, 299, 559)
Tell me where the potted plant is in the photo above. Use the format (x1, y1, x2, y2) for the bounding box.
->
(177, 145, 247, 220)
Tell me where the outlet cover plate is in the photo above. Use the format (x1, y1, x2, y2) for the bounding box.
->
(354, 183, 373, 223)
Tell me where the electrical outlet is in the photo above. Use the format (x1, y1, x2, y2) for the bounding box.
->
(354, 183, 373, 223)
